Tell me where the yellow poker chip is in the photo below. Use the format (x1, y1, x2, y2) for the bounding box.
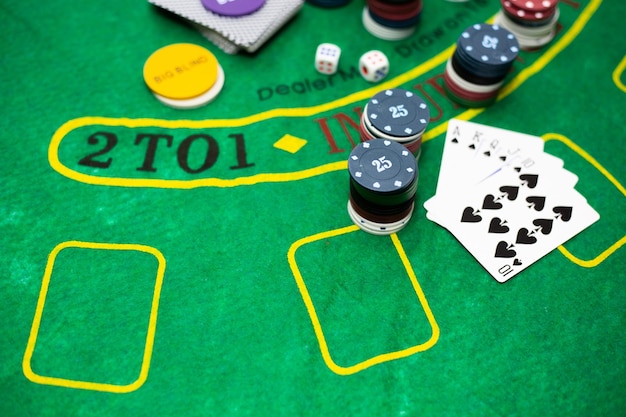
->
(153, 65, 225, 109)
(143, 43, 219, 100)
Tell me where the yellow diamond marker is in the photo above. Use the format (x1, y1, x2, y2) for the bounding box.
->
(274, 134, 308, 154)
(143, 43, 219, 100)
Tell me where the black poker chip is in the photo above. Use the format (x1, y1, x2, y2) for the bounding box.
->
(366, 89, 430, 139)
(451, 52, 509, 86)
(455, 23, 519, 76)
(348, 138, 417, 195)
(349, 191, 416, 223)
(350, 181, 415, 215)
(351, 175, 418, 206)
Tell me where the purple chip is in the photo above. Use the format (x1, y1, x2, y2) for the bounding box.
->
(200, 0, 266, 17)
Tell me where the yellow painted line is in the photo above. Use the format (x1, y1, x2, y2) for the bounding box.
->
(612, 54, 626, 93)
(49, 0, 604, 188)
(543, 133, 625, 196)
(542, 133, 625, 267)
(23, 241, 166, 393)
(287, 226, 439, 375)
(557, 236, 626, 268)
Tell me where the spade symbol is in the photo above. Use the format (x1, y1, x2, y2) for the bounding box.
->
(553, 206, 573, 221)
(513, 259, 522, 266)
(483, 151, 491, 157)
(520, 174, 539, 188)
(482, 194, 503, 210)
(514, 167, 521, 172)
(495, 241, 516, 258)
(526, 196, 546, 211)
(532, 218, 553, 235)
(469, 144, 476, 149)
(461, 207, 482, 223)
(499, 156, 507, 161)
(488, 217, 509, 233)
(516, 228, 537, 244)
(451, 138, 459, 143)
(499, 185, 519, 201)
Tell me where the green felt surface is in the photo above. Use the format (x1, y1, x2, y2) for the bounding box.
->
(1, 0, 625, 416)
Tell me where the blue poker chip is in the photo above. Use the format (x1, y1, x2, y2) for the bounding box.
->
(348, 138, 417, 194)
(366, 89, 430, 139)
(456, 23, 519, 71)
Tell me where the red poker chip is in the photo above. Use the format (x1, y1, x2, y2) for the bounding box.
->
(367, 0, 422, 19)
(502, 8, 556, 26)
(360, 110, 423, 154)
(509, 0, 557, 13)
(359, 113, 378, 141)
(443, 68, 500, 102)
(501, 0, 557, 21)
(444, 83, 498, 108)
(404, 137, 421, 155)
(359, 124, 376, 142)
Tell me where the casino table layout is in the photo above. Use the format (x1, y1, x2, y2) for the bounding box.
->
(1, 0, 625, 416)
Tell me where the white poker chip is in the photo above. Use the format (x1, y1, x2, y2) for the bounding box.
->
(361, 7, 415, 41)
(347, 200, 414, 235)
(152, 65, 225, 109)
(361, 104, 426, 143)
(494, 10, 558, 50)
(445, 59, 504, 94)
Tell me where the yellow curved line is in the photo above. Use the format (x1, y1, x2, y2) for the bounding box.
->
(543, 133, 625, 196)
(287, 226, 439, 375)
(50, 0, 604, 188)
(542, 133, 625, 267)
(557, 236, 626, 268)
(612, 54, 626, 93)
(23, 241, 166, 393)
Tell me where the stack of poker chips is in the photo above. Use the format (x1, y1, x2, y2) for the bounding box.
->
(495, 0, 559, 50)
(444, 23, 520, 108)
(359, 88, 430, 159)
(362, 0, 423, 40)
(348, 139, 418, 235)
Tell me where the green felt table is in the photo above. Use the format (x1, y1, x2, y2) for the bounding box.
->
(1, 0, 625, 416)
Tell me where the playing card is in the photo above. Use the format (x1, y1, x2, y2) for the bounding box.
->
(148, 0, 304, 53)
(425, 119, 600, 283)
(434, 119, 545, 196)
(437, 184, 599, 282)
(425, 150, 578, 226)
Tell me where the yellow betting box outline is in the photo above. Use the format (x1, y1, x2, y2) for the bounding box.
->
(542, 133, 626, 267)
(22, 241, 166, 393)
(287, 225, 440, 375)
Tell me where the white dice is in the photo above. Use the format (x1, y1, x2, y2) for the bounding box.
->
(315, 43, 341, 75)
(359, 50, 389, 82)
